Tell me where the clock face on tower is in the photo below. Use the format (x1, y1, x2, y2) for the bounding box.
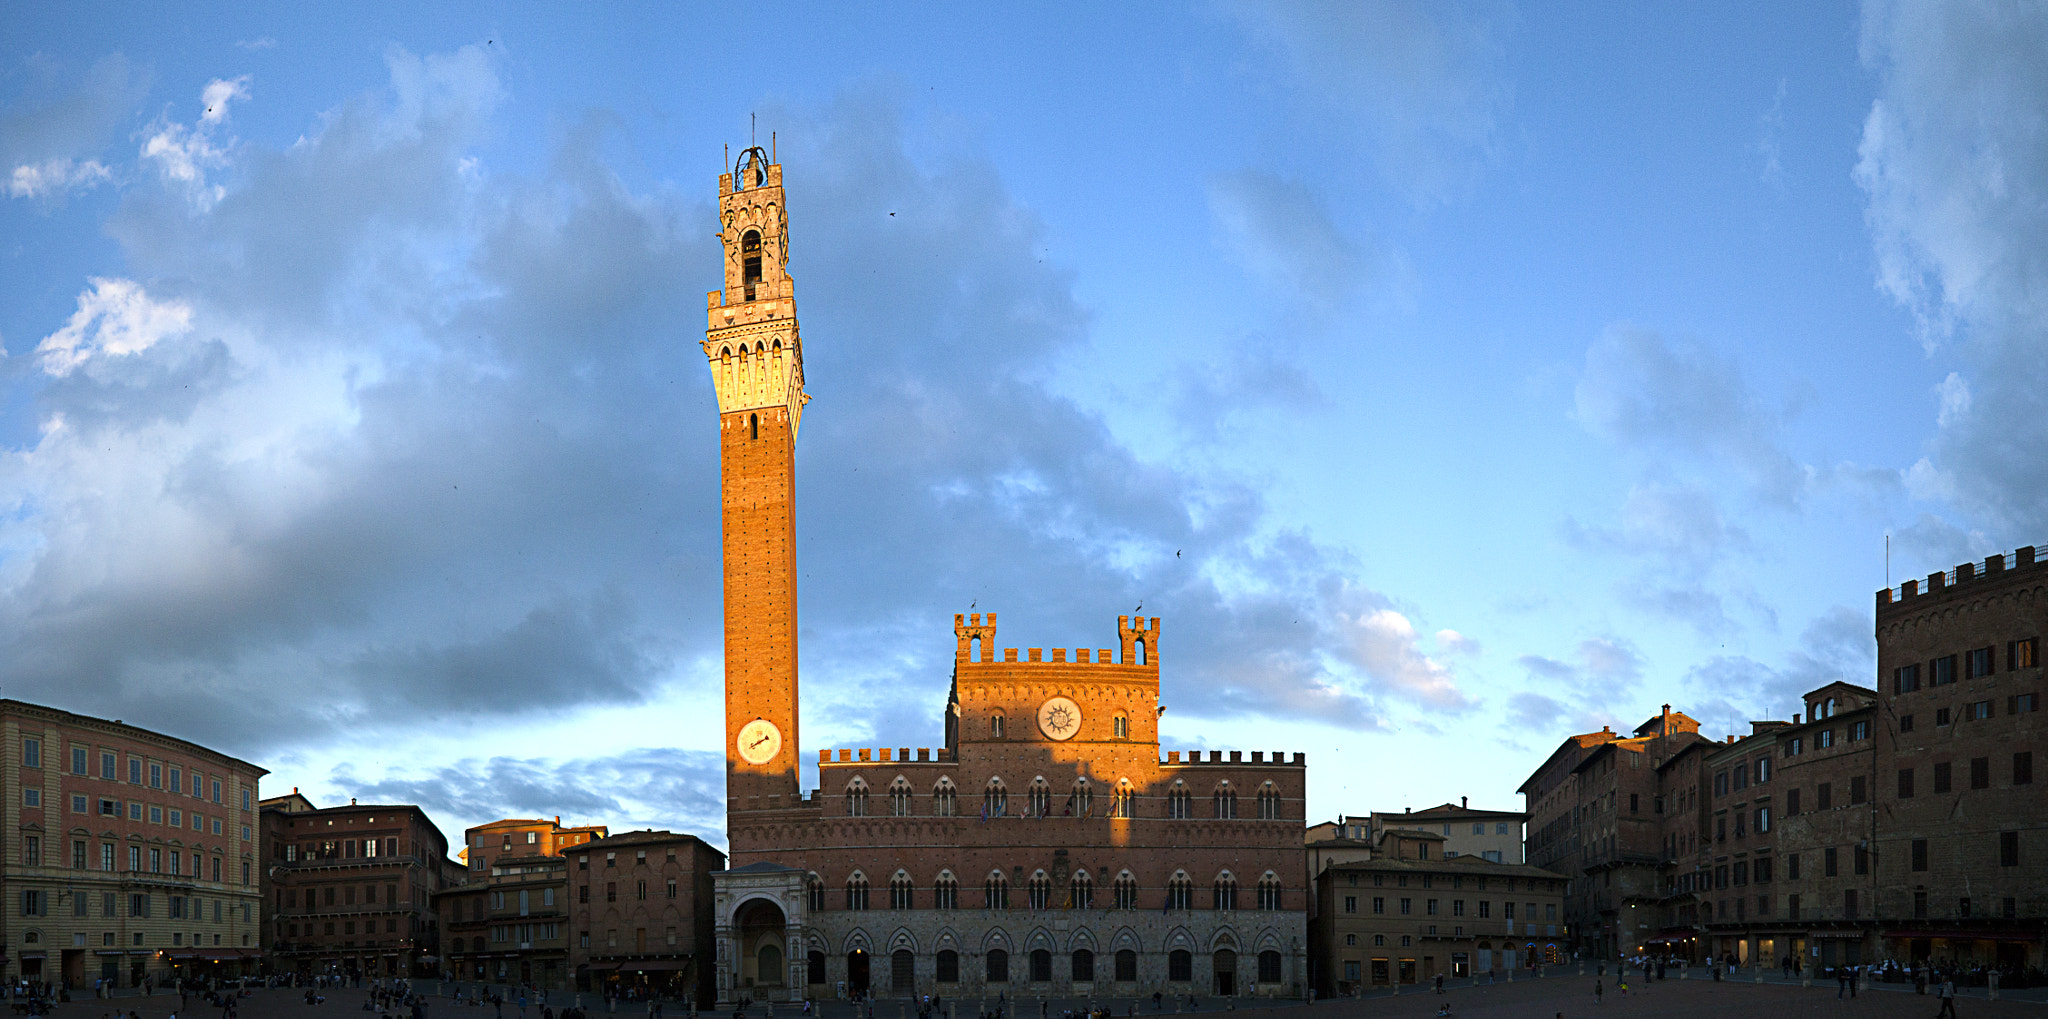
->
(736, 718, 782, 765)
(1037, 696, 1083, 741)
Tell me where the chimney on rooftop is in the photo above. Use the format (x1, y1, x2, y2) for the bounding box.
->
(1661, 704, 1672, 736)
(1405, 806, 1411, 814)
(1461, 796, 1468, 809)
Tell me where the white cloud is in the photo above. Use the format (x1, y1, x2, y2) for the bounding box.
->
(200, 75, 251, 127)
(1856, 2, 2048, 535)
(34, 277, 194, 377)
(1335, 607, 1472, 710)
(140, 76, 251, 203)
(7, 157, 111, 199)
(1207, 169, 1404, 305)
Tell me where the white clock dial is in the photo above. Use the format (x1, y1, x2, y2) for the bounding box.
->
(1037, 696, 1083, 741)
(736, 719, 783, 765)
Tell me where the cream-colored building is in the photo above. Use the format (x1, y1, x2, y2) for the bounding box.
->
(3, 700, 266, 988)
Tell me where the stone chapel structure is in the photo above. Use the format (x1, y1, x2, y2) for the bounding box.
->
(702, 146, 1308, 1005)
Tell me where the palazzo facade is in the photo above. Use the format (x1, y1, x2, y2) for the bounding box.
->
(700, 148, 1308, 1004)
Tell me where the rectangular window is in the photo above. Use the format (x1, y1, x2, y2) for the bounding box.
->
(1787, 737, 1803, 756)
(1755, 806, 1770, 832)
(2000, 831, 2019, 867)
(1901, 713, 1915, 732)
(2017, 751, 2034, 785)
(1817, 783, 1832, 809)
(71, 746, 87, 775)
(1937, 707, 1952, 726)
(1824, 847, 1838, 878)
(22, 738, 40, 769)
(1854, 844, 1869, 875)
(1850, 720, 1870, 741)
(1933, 655, 1956, 685)
(2012, 692, 2042, 714)
(1818, 729, 1834, 748)
(1893, 663, 1921, 693)
(23, 789, 40, 808)
(1898, 768, 1915, 799)
(1753, 857, 1771, 883)
(1967, 646, 1995, 678)
(1399, 898, 1411, 915)
(1477, 901, 1490, 918)
(1756, 757, 1771, 783)
(1787, 854, 1800, 880)
(2012, 637, 2040, 669)
(167, 768, 181, 793)
(1343, 896, 1356, 914)
(1850, 775, 1866, 804)
(101, 752, 116, 779)
(1935, 761, 1952, 793)
(1845, 889, 1859, 919)
(1786, 788, 1799, 814)
(148, 763, 161, 788)
(1971, 757, 1990, 790)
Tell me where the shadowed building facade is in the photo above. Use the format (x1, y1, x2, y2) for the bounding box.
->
(701, 148, 1309, 1004)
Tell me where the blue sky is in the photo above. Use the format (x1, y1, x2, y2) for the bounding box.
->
(3, 2, 2044, 849)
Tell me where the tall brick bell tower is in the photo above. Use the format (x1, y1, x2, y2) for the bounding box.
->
(705, 145, 808, 813)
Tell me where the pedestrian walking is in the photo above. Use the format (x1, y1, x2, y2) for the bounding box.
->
(1935, 978, 1957, 1018)
(1593, 980, 1602, 1006)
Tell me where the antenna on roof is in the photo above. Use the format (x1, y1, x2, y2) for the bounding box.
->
(772, 131, 777, 163)
(1885, 532, 1891, 589)
(752, 112, 757, 148)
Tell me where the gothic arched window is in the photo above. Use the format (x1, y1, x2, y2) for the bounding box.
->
(1213, 782, 1237, 820)
(933, 870, 959, 911)
(1256, 872, 1283, 910)
(844, 779, 869, 817)
(1212, 871, 1237, 911)
(844, 872, 869, 911)
(1027, 870, 1053, 910)
(889, 778, 913, 817)
(932, 778, 958, 817)
(1112, 871, 1139, 910)
(1069, 869, 1093, 909)
(889, 870, 914, 910)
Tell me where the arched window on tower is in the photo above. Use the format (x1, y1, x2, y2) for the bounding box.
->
(933, 870, 959, 910)
(932, 778, 957, 817)
(983, 871, 1009, 910)
(989, 713, 1005, 739)
(1069, 778, 1092, 818)
(749, 413, 758, 441)
(1112, 713, 1129, 739)
(806, 874, 825, 911)
(983, 779, 1007, 819)
(1134, 638, 1147, 666)
(889, 870, 914, 910)
(1069, 869, 1093, 909)
(844, 778, 869, 817)
(844, 871, 869, 911)
(742, 230, 763, 301)
(889, 777, 913, 817)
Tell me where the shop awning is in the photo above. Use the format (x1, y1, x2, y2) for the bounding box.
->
(583, 963, 620, 972)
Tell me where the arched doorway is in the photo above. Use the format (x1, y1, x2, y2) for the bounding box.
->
(846, 949, 870, 998)
(890, 949, 915, 996)
(734, 897, 788, 996)
(1211, 949, 1236, 996)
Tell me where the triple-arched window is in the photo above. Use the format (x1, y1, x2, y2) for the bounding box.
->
(1027, 778, 1052, 818)
(933, 870, 959, 910)
(844, 871, 869, 911)
(1166, 782, 1191, 819)
(983, 871, 1009, 910)
(1165, 871, 1194, 910)
(1069, 869, 1094, 909)
(1027, 870, 1053, 910)
(1256, 872, 1283, 910)
(1213, 782, 1237, 820)
(933, 778, 958, 817)
(845, 779, 869, 817)
(1256, 782, 1282, 820)
(889, 870, 914, 910)
(983, 779, 1007, 818)
(1112, 871, 1139, 909)
(1212, 871, 1238, 911)
(889, 778, 913, 817)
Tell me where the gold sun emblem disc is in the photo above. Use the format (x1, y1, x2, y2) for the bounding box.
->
(1037, 696, 1082, 741)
